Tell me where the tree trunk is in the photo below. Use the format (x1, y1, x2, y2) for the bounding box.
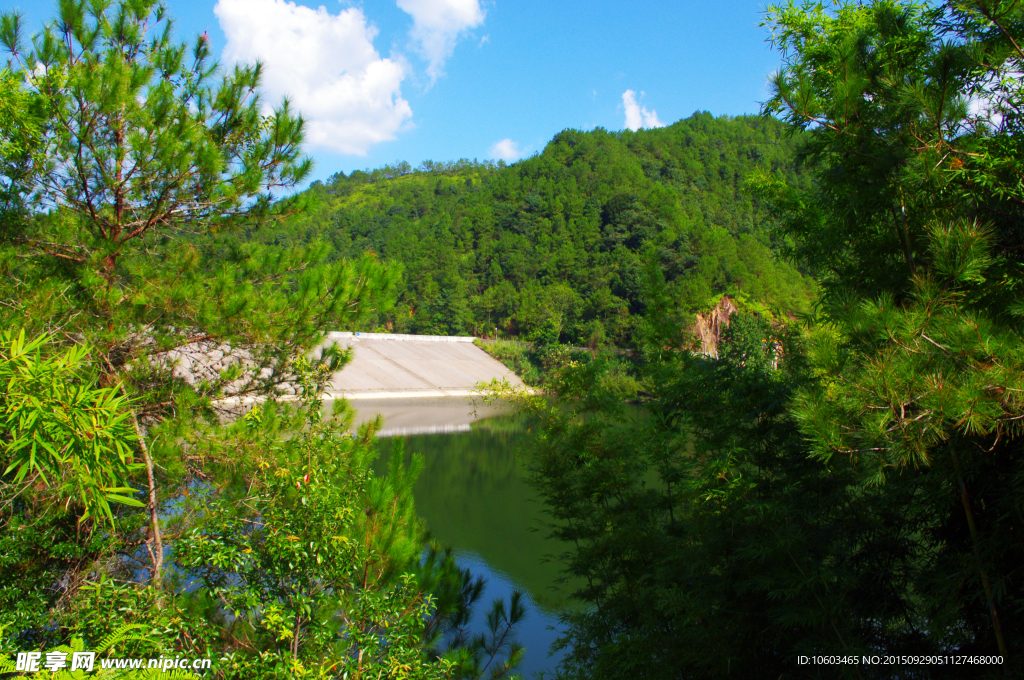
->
(141, 427, 164, 596)
(117, 375, 164, 598)
(952, 450, 1007, 659)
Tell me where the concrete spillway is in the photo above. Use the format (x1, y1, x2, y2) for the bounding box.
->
(319, 332, 524, 400)
(202, 332, 523, 420)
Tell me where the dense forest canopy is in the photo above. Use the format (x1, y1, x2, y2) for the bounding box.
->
(250, 113, 813, 344)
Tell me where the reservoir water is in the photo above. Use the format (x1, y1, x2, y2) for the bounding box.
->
(347, 396, 571, 677)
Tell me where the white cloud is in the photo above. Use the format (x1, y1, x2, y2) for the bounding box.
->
(967, 87, 1005, 131)
(397, 0, 485, 83)
(215, 0, 413, 156)
(488, 138, 523, 162)
(622, 89, 666, 131)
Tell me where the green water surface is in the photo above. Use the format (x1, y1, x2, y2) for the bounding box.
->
(370, 408, 575, 676)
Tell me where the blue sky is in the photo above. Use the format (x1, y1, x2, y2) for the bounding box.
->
(2, 0, 784, 185)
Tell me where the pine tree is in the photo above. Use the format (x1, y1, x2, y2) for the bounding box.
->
(0, 0, 398, 589)
(757, 0, 1024, 664)
(0, 5, 526, 677)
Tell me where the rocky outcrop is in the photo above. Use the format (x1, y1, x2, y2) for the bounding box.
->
(693, 295, 737, 358)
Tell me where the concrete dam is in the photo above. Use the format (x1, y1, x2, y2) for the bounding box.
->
(316, 333, 525, 437)
(318, 332, 524, 400)
(188, 332, 524, 436)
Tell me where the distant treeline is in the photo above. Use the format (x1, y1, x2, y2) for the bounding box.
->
(248, 112, 814, 345)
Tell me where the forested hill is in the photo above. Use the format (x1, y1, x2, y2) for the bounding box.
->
(259, 112, 814, 345)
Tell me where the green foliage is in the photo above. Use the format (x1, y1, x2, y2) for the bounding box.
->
(174, 359, 439, 677)
(0, 67, 40, 216)
(442, 592, 525, 680)
(0, 331, 526, 678)
(0, 501, 125, 650)
(759, 0, 1024, 461)
(759, 0, 1024, 662)
(0, 68, 36, 159)
(477, 341, 541, 386)
(488, 3, 1024, 677)
(0, 329, 143, 649)
(718, 311, 779, 371)
(478, 338, 638, 397)
(0, 2, 522, 679)
(249, 115, 815, 346)
(0, 0, 397, 400)
(531, 319, 561, 349)
(0, 329, 143, 525)
(0, 0, 399, 635)
(499, 313, 1013, 678)
(1, 0, 310, 231)
(759, 0, 960, 291)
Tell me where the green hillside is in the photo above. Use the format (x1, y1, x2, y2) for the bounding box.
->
(254, 112, 813, 344)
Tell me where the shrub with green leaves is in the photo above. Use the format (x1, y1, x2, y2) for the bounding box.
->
(0, 329, 143, 526)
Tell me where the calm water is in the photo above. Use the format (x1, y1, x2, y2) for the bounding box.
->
(349, 397, 573, 677)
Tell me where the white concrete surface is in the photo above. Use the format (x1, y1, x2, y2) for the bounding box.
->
(327, 332, 475, 343)
(206, 332, 526, 409)
(319, 334, 524, 398)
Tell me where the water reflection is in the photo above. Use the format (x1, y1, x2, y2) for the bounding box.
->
(348, 396, 509, 438)
(341, 396, 571, 677)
